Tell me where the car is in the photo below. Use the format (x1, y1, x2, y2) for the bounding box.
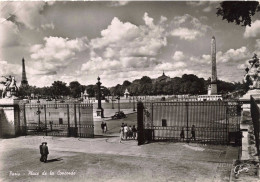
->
(111, 111, 126, 120)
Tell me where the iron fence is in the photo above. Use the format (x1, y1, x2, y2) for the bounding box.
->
(139, 101, 242, 145)
(19, 103, 94, 138)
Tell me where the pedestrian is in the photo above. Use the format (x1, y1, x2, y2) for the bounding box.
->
(104, 122, 107, 133)
(191, 125, 196, 141)
(119, 125, 124, 143)
(128, 125, 133, 139)
(132, 125, 137, 140)
(101, 121, 105, 133)
(39, 142, 44, 162)
(124, 124, 128, 140)
(180, 127, 185, 141)
(42, 142, 49, 163)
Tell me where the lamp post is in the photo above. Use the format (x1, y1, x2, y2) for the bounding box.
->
(96, 76, 104, 118)
(111, 94, 114, 109)
(116, 96, 120, 112)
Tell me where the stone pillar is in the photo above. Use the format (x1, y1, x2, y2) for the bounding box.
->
(0, 99, 20, 137)
(210, 36, 218, 95)
(137, 101, 145, 145)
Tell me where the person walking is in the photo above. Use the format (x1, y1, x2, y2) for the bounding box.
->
(104, 122, 107, 133)
(42, 142, 49, 163)
(124, 124, 128, 140)
(119, 125, 124, 143)
(191, 125, 196, 141)
(132, 125, 137, 140)
(101, 121, 105, 133)
(180, 127, 185, 141)
(39, 142, 44, 162)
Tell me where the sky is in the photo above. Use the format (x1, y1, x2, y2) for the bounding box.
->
(1, 1, 260, 88)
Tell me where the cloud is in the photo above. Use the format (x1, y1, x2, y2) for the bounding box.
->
(216, 46, 250, 63)
(171, 28, 203, 40)
(172, 51, 185, 62)
(87, 13, 168, 74)
(0, 2, 54, 30)
(30, 36, 88, 74)
(186, 1, 208, 7)
(244, 20, 260, 38)
(170, 14, 210, 40)
(108, 1, 129, 7)
(154, 62, 187, 71)
(41, 22, 55, 30)
(190, 46, 251, 65)
(0, 60, 21, 76)
(0, 18, 20, 47)
(190, 54, 211, 64)
(203, 6, 212, 13)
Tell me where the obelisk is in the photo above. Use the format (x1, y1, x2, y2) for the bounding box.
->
(210, 36, 217, 95)
(21, 58, 29, 87)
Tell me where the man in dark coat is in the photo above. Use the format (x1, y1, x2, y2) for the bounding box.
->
(101, 122, 105, 133)
(42, 142, 49, 163)
(39, 142, 44, 162)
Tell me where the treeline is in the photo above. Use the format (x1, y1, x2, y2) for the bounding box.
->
(110, 74, 247, 96)
(18, 81, 110, 99)
(17, 74, 247, 99)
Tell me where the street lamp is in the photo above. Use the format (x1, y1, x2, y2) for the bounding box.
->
(116, 95, 120, 112)
(111, 94, 115, 109)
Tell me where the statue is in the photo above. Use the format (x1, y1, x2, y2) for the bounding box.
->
(244, 54, 260, 89)
(0, 75, 18, 98)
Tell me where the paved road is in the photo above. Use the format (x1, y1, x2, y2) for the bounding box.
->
(0, 135, 239, 182)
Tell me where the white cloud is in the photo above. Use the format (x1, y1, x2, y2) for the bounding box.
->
(171, 28, 202, 40)
(41, 23, 55, 30)
(108, 1, 129, 7)
(244, 20, 260, 38)
(190, 54, 211, 64)
(203, 6, 212, 13)
(186, 1, 208, 7)
(87, 12, 168, 74)
(30, 36, 88, 74)
(170, 14, 210, 41)
(0, 60, 21, 76)
(91, 17, 139, 49)
(0, 18, 20, 47)
(217, 46, 250, 63)
(172, 51, 185, 62)
(82, 58, 121, 72)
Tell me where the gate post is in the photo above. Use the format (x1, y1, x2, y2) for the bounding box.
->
(137, 101, 145, 145)
(74, 104, 78, 137)
(186, 102, 189, 143)
(23, 103, 27, 135)
(67, 104, 70, 137)
(44, 105, 47, 136)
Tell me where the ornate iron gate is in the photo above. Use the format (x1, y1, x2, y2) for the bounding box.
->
(19, 103, 94, 138)
(139, 101, 242, 145)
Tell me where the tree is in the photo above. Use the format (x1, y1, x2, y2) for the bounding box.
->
(69, 81, 82, 98)
(50, 81, 70, 98)
(217, 1, 260, 26)
(122, 80, 131, 87)
(140, 76, 152, 85)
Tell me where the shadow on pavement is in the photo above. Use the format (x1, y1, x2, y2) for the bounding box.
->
(47, 158, 63, 163)
(94, 135, 118, 138)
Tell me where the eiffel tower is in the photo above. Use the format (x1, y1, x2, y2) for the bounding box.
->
(21, 58, 29, 87)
